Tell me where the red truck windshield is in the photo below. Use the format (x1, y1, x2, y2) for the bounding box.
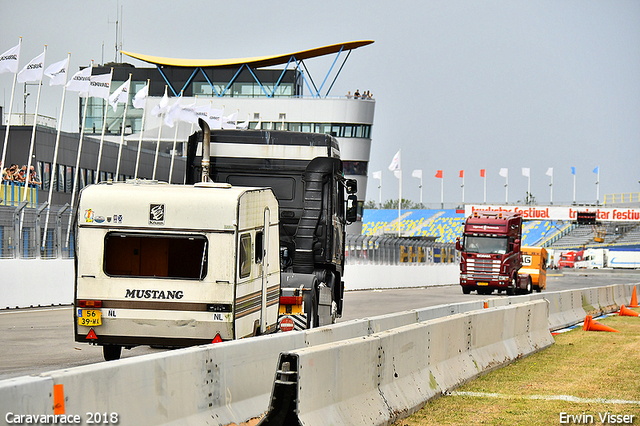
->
(464, 236, 508, 254)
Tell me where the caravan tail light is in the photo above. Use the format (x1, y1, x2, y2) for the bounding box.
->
(78, 300, 102, 308)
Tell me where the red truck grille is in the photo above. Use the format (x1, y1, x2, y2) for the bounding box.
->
(466, 258, 501, 280)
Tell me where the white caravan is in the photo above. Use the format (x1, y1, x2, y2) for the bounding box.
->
(74, 180, 280, 360)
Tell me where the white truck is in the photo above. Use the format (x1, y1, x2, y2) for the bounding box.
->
(74, 181, 281, 360)
(575, 248, 608, 269)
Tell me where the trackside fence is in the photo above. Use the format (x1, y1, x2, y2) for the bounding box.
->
(345, 234, 459, 266)
(0, 204, 73, 259)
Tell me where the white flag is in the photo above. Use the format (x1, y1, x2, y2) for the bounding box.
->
(411, 169, 422, 179)
(393, 170, 402, 179)
(237, 116, 249, 130)
(0, 43, 20, 74)
(17, 50, 45, 83)
(66, 66, 91, 95)
(388, 150, 400, 171)
(522, 167, 530, 178)
(108, 79, 130, 112)
(132, 83, 148, 109)
(499, 168, 508, 178)
(545, 167, 553, 177)
(151, 88, 169, 116)
(178, 102, 198, 124)
(372, 170, 382, 180)
(88, 73, 111, 100)
(222, 112, 238, 129)
(44, 57, 68, 86)
(164, 98, 182, 127)
(205, 108, 223, 129)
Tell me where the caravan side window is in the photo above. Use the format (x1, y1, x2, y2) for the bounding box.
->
(103, 232, 207, 279)
(239, 233, 252, 278)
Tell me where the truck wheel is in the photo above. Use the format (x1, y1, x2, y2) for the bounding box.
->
(507, 276, 516, 296)
(103, 345, 122, 361)
(462, 287, 471, 295)
(526, 277, 532, 294)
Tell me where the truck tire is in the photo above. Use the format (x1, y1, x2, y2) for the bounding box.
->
(506, 276, 516, 296)
(525, 277, 532, 294)
(103, 345, 122, 361)
(462, 287, 471, 295)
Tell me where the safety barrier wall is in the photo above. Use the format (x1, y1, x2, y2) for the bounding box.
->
(0, 260, 458, 309)
(261, 300, 554, 425)
(1, 285, 638, 426)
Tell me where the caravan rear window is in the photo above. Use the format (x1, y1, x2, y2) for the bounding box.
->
(103, 232, 208, 279)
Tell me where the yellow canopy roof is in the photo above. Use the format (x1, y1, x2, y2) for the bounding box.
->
(121, 40, 374, 68)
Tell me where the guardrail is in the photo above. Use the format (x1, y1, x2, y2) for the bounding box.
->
(1, 284, 637, 426)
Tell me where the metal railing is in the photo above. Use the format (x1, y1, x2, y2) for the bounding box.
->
(0, 203, 73, 259)
(345, 235, 459, 266)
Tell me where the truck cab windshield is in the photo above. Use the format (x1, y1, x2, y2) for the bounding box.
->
(464, 236, 508, 254)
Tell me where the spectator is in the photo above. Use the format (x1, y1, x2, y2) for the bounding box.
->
(346, 91, 352, 99)
(28, 166, 41, 186)
(354, 89, 360, 99)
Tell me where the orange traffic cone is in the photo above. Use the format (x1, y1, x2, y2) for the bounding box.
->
(582, 315, 620, 333)
(629, 287, 639, 308)
(619, 305, 639, 317)
(484, 301, 488, 309)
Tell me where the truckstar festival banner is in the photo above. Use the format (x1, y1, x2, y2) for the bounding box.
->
(464, 205, 640, 222)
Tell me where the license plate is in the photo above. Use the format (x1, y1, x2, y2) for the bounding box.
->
(477, 282, 489, 286)
(78, 309, 102, 326)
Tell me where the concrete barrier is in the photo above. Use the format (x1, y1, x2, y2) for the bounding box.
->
(1, 285, 634, 426)
(0, 259, 74, 309)
(343, 264, 459, 290)
(259, 300, 553, 425)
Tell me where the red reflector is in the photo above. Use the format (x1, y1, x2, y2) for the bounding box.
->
(280, 296, 303, 306)
(78, 300, 102, 308)
(86, 329, 98, 340)
(212, 334, 223, 344)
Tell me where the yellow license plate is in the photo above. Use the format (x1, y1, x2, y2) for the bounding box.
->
(78, 309, 102, 326)
(477, 282, 489, 286)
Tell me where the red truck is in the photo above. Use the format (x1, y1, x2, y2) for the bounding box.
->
(455, 211, 532, 295)
(558, 250, 583, 269)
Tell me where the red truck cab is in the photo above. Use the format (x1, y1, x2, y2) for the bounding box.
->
(455, 210, 532, 295)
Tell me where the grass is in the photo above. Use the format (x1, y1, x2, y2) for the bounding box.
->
(394, 308, 640, 426)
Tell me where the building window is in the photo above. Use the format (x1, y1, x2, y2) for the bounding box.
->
(343, 161, 368, 176)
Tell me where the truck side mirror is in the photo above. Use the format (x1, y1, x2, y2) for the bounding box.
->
(345, 179, 357, 194)
(346, 194, 358, 223)
(513, 239, 521, 253)
(455, 237, 462, 251)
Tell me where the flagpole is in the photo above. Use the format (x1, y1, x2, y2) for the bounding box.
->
(505, 174, 508, 203)
(67, 61, 94, 248)
(42, 52, 71, 250)
(549, 171, 553, 205)
(378, 174, 382, 208)
(398, 169, 402, 237)
(152, 85, 168, 180)
(169, 122, 179, 183)
(134, 79, 150, 179)
(440, 174, 444, 209)
(114, 73, 132, 180)
(483, 173, 486, 204)
(21, 46, 47, 208)
(0, 37, 21, 187)
(595, 167, 600, 205)
(573, 172, 576, 204)
(94, 68, 114, 182)
(461, 174, 465, 204)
